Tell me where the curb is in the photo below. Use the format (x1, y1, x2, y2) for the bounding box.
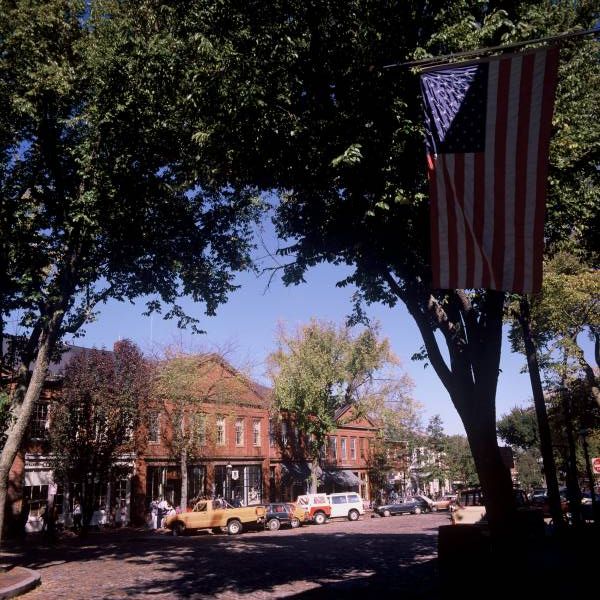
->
(0, 567, 41, 599)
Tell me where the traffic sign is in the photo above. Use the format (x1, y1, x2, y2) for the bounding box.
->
(592, 457, 600, 475)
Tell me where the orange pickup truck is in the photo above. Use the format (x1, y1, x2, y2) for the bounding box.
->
(166, 500, 266, 536)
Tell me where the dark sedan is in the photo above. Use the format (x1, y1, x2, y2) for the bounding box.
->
(264, 503, 301, 531)
(375, 497, 430, 517)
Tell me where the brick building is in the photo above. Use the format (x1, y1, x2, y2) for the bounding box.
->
(5, 345, 378, 531)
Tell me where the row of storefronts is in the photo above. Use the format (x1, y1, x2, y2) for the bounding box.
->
(7, 352, 378, 533)
(16, 456, 371, 531)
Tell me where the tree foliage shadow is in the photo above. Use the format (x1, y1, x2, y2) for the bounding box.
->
(10, 527, 441, 598)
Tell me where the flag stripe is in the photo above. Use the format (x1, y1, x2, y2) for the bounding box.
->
(503, 54, 522, 291)
(513, 53, 535, 293)
(524, 50, 546, 292)
(473, 152, 488, 287)
(483, 60, 499, 288)
(436, 155, 450, 288)
(428, 154, 441, 289)
(463, 153, 476, 287)
(533, 47, 559, 293)
(491, 58, 511, 290)
(443, 155, 458, 288)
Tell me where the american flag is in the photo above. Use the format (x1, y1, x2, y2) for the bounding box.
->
(421, 48, 559, 293)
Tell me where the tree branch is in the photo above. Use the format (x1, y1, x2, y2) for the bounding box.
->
(382, 271, 454, 393)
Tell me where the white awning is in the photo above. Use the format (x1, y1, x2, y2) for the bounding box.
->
(24, 469, 54, 487)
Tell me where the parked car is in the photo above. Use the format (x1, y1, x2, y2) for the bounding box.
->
(432, 494, 457, 511)
(414, 494, 457, 512)
(375, 497, 430, 517)
(529, 490, 569, 519)
(295, 494, 332, 524)
(451, 488, 539, 525)
(327, 492, 365, 521)
(264, 503, 303, 531)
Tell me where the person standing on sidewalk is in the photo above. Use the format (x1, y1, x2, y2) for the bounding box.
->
(157, 497, 168, 529)
(73, 499, 82, 532)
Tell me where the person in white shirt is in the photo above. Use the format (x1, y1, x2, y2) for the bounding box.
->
(157, 498, 169, 528)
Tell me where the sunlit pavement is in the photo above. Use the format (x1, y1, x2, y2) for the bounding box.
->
(10, 512, 447, 599)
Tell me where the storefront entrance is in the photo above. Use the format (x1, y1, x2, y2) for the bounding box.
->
(146, 465, 206, 509)
(214, 464, 263, 506)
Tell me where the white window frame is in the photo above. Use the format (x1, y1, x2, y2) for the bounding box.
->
(350, 437, 356, 460)
(30, 402, 49, 440)
(253, 419, 261, 447)
(330, 436, 337, 460)
(216, 416, 226, 446)
(235, 418, 244, 447)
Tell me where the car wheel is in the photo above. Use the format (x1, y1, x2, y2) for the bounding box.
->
(414, 507, 422, 515)
(172, 521, 185, 537)
(314, 511, 326, 525)
(267, 518, 281, 531)
(432, 506, 438, 512)
(290, 518, 301, 528)
(227, 519, 242, 535)
(383, 509, 391, 517)
(348, 509, 360, 521)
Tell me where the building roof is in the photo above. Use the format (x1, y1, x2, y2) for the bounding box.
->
(1, 335, 95, 379)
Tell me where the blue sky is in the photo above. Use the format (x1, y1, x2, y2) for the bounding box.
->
(69, 241, 544, 437)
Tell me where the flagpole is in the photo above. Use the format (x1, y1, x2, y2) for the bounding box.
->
(383, 26, 599, 71)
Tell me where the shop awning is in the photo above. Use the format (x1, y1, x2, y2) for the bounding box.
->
(323, 469, 361, 488)
(281, 462, 312, 483)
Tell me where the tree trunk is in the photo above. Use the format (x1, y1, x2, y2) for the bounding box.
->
(396, 281, 517, 534)
(180, 446, 188, 511)
(309, 460, 318, 494)
(0, 311, 64, 546)
(518, 297, 564, 527)
(461, 401, 516, 534)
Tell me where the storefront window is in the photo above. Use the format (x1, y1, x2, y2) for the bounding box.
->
(214, 464, 263, 506)
(23, 485, 48, 518)
(187, 466, 206, 503)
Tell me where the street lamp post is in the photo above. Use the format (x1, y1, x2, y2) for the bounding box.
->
(226, 463, 232, 503)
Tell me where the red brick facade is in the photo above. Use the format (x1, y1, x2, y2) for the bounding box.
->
(8, 353, 378, 530)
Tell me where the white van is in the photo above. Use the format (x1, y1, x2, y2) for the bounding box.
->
(327, 492, 365, 521)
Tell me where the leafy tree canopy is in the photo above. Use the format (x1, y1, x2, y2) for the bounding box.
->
(268, 320, 403, 462)
(444, 434, 479, 488)
(497, 406, 540, 452)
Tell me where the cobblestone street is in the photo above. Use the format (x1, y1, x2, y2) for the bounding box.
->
(8, 513, 446, 599)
